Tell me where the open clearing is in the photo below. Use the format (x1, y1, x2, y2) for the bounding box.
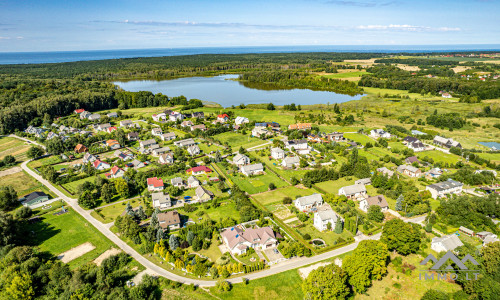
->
(0, 170, 49, 196)
(0, 136, 31, 162)
(94, 248, 122, 266)
(0, 166, 22, 178)
(58, 242, 96, 263)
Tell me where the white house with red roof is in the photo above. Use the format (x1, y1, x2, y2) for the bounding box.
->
(217, 114, 229, 123)
(186, 165, 212, 175)
(147, 177, 164, 191)
(74, 108, 85, 114)
(106, 126, 117, 133)
(221, 226, 278, 255)
(93, 159, 110, 170)
(106, 166, 125, 179)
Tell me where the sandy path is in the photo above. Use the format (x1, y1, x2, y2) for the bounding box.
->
(0, 166, 22, 178)
(94, 248, 122, 266)
(57, 242, 95, 263)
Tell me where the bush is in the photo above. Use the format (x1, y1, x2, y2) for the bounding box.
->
(282, 197, 292, 204)
(303, 233, 311, 240)
(216, 280, 231, 292)
(15, 206, 32, 219)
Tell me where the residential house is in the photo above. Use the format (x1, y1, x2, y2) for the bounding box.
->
(74, 108, 85, 114)
(158, 210, 181, 231)
(93, 159, 110, 170)
(355, 178, 371, 185)
(46, 132, 58, 140)
(241, 163, 264, 176)
(281, 156, 300, 168)
(171, 177, 184, 188)
(191, 124, 206, 132)
(233, 153, 250, 166)
(397, 165, 422, 177)
(152, 192, 171, 210)
(191, 112, 204, 119)
(442, 92, 452, 98)
(139, 139, 157, 150)
(433, 136, 462, 149)
(106, 139, 121, 150)
(88, 114, 101, 121)
(80, 111, 91, 120)
(120, 120, 133, 128)
(338, 184, 367, 200)
(169, 111, 184, 122)
(426, 179, 463, 199)
(151, 127, 162, 136)
(431, 235, 463, 252)
(97, 123, 111, 131)
(186, 165, 212, 175)
(327, 132, 345, 142)
(405, 156, 420, 165)
(217, 114, 229, 123)
(161, 132, 176, 141)
(152, 147, 171, 157)
(107, 112, 118, 118)
(158, 153, 174, 164)
(187, 176, 200, 188)
(294, 194, 323, 212)
(408, 141, 426, 152)
(106, 126, 117, 134)
(127, 132, 139, 141)
(174, 138, 196, 148)
(403, 136, 420, 145)
(425, 168, 443, 179)
(251, 126, 269, 137)
(128, 159, 145, 169)
(181, 120, 193, 128)
(19, 191, 49, 207)
(114, 150, 132, 161)
(74, 144, 88, 153)
(288, 123, 312, 130)
(187, 145, 201, 156)
(377, 167, 395, 178)
(105, 166, 125, 179)
(147, 177, 164, 192)
(359, 195, 389, 213)
(285, 139, 308, 151)
(313, 205, 341, 232)
(221, 226, 277, 255)
(234, 116, 249, 125)
(476, 232, 499, 245)
(370, 129, 391, 139)
(270, 147, 285, 160)
(195, 186, 214, 202)
(152, 113, 167, 122)
(83, 153, 96, 163)
(307, 134, 327, 143)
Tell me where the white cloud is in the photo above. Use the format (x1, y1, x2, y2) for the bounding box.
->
(356, 24, 461, 32)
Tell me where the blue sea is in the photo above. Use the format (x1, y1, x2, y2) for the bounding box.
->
(1, 45, 500, 65)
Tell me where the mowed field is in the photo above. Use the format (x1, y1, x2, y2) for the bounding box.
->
(252, 186, 316, 206)
(26, 205, 114, 268)
(213, 132, 268, 149)
(0, 136, 31, 162)
(0, 169, 51, 197)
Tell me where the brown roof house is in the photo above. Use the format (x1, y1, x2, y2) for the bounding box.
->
(195, 186, 214, 202)
(74, 144, 88, 153)
(359, 195, 389, 213)
(157, 210, 181, 231)
(221, 226, 277, 255)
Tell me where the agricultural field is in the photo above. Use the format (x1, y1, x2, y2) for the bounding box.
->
(25, 205, 115, 268)
(0, 136, 31, 162)
(0, 169, 52, 197)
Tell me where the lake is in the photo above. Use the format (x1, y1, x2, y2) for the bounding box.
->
(114, 75, 364, 107)
(479, 142, 500, 150)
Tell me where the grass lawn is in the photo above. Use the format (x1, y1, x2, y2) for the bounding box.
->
(0, 170, 52, 197)
(210, 269, 304, 300)
(91, 198, 145, 224)
(196, 139, 225, 153)
(25, 206, 115, 268)
(388, 141, 407, 151)
(476, 152, 500, 164)
(315, 177, 356, 194)
(344, 133, 376, 146)
(27, 155, 63, 169)
(0, 136, 31, 162)
(192, 238, 222, 262)
(252, 186, 315, 206)
(320, 71, 370, 79)
(62, 175, 103, 194)
(213, 132, 267, 149)
(416, 150, 462, 165)
(295, 222, 354, 247)
(228, 171, 288, 195)
(255, 154, 309, 182)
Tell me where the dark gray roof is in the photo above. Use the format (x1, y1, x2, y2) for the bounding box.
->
(427, 179, 463, 192)
(23, 191, 48, 202)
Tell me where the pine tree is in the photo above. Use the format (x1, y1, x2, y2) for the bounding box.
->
(156, 228, 164, 242)
(125, 203, 134, 217)
(169, 235, 179, 250)
(136, 205, 147, 220)
(334, 219, 343, 234)
(187, 231, 195, 245)
(395, 194, 404, 211)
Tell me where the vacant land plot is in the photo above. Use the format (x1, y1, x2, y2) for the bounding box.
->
(210, 269, 304, 300)
(26, 208, 114, 268)
(252, 186, 315, 206)
(91, 199, 145, 224)
(58, 242, 96, 263)
(28, 155, 62, 169)
(94, 248, 122, 266)
(417, 150, 462, 164)
(315, 177, 356, 194)
(213, 132, 267, 149)
(344, 133, 375, 146)
(0, 137, 31, 162)
(0, 170, 49, 196)
(229, 171, 288, 195)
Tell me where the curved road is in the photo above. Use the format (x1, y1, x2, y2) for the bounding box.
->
(21, 159, 380, 287)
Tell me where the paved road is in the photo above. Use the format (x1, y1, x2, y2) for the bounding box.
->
(9, 134, 46, 149)
(21, 159, 382, 286)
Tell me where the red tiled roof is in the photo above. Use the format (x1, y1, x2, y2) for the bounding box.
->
(186, 165, 212, 173)
(74, 109, 85, 114)
(107, 126, 117, 132)
(106, 139, 120, 146)
(218, 114, 229, 118)
(110, 165, 122, 175)
(147, 177, 164, 188)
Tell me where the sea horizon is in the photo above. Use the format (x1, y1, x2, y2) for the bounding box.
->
(1, 44, 500, 65)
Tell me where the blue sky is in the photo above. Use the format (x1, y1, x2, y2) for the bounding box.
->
(0, 0, 499, 52)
